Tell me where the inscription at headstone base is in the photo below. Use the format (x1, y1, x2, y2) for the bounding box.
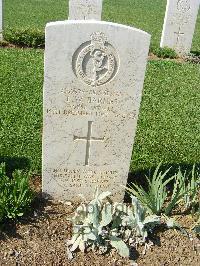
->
(42, 21, 150, 202)
(68, 0, 102, 20)
(160, 0, 200, 54)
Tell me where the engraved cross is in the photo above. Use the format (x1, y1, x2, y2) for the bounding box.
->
(74, 121, 104, 166)
(174, 26, 184, 45)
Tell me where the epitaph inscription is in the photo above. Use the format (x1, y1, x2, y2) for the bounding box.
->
(43, 21, 150, 202)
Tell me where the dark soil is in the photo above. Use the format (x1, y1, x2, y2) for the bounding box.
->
(0, 176, 199, 266)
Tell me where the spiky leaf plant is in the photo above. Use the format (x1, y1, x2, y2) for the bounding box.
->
(176, 165, 200, 210)
(126, 164, 199, 216)
(0, 163, 33, 221)
(126, 163, 173, 215)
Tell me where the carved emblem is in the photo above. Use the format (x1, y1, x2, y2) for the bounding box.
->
(177, 0, 191, 13)
(73, 32, 119, 86)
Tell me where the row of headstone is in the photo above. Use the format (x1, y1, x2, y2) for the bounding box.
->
(42, 0, 151, 202)
(0, 0, 199, 54)
(0, 0, 3, 41)
(161, 0, 200, 55)
(0, 0, 104, 41)
(68, 0, 102, 20)
(69, 0, 200, 55)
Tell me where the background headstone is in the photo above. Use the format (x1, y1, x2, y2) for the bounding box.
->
(68, 0, 103, 20)
(160, 0, 200, 55)
(0, 0, 3, 40)
(43, 21, 150, 202)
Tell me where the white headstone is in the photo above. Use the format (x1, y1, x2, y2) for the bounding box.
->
(160, 0, 200, 55)
(68, 0, 102, 20)
(0, 0, 3, 41)
(42, 20, 150, 202)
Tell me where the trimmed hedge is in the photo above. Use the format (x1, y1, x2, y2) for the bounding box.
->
(4, 27, 45, 48)
(152, 47, 178, 59)
(2, 28, 179, 61)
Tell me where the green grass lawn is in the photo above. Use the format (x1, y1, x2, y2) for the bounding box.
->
(4, 0, 200, 52)
(0, 48, 43, 173)
(1, 48, 200, 174)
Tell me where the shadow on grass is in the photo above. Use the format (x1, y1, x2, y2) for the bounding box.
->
(124, 161, 200, 203)
(0, 156, 31, 176)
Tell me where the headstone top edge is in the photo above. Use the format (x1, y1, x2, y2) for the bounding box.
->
(45, 20, 151, 38)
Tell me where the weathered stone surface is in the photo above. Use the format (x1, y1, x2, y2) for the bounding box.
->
(42, 21, 150, 202)
(68, 0, 102, 20)
(0, 0, 3, 40)
(160, 0, 200, 55)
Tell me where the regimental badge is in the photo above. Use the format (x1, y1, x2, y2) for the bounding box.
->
(73, 32, 119, 87)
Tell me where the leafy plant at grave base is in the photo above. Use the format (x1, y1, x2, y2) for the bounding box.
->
(164, 171, 188, 216)
(153, 47, 178, 59)
(126, 163, 174, 215)
(0, 163, 34, 221)
(67, 188, 160, 259)
(126, 163, 199, 216)
(175, 165, 200, 211)
(4, 27, 45, 48)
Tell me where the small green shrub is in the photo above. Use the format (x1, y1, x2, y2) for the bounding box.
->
(4, 27, 45, 48)
(153, 47, 178, 59)
(67, 188, 160, 259)
(0, 163, 34, 221)
(126, 164, 199, 216)
(175, 166, 200, 210)
(126, 163, 174, 215)
(164, 166, 200, 215)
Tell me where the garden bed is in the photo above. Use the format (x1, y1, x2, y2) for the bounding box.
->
(0, 176, 199, 265)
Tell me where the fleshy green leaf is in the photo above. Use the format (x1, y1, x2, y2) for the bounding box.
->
(70, 235, 82, 252)
(86, 232, 97, 241)
(98, 191, 111, 201)
(100, 203, 113, 227)
(110, 236, 129, 258)
(143, 215, 160, 225)
(79, 239, 86, 252)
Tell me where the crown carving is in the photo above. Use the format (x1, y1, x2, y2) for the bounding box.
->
(91, 32, 107, 46)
